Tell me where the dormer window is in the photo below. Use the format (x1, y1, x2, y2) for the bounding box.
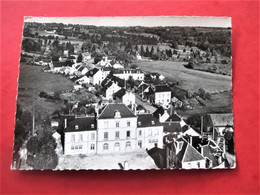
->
(138, 121, 141, 125)
(151, 121, 155, 125)
(91, 124, 94, 128)
(114, 110, 121, 118)
(75, 125, 79, 130)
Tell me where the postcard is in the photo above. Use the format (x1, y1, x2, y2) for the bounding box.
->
(12, 16, 235, 170)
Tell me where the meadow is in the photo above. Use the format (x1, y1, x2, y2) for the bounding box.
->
(136, 60, 232, 93)
(17, 63, 74, 121)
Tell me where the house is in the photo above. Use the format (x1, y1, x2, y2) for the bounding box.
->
(68, 55, 77, 64)
(112, 63, 124, 69)
(200, 140, 225, 168)
(136, 114, 164, 149)
(96, 104, 137, 154)
(86, 68, 103, 85)
(82, 52, 91, 62)
(64, 116, 97, 155)
(51, 62, 67, 73)
(137, 82, 149, 99)
(76, 66, 89, 76)
(113, 69, 144, 81)
(42, 59, 52, 66)
(97, 56, 112, 67)
(59, 56, 68, 62)
(201, 113, 233, 141)
(102, 81, 121, 100)
(63, 103, 165, 155)
(152, 85, 172, 106)
(114, 88, 135, 106)
(143, 85, 171, 107)
(150, 73, 165, 81)
(74, 84, 83, 91)
(136, 52, 142, 60)
(75, 75, 90, 85)
(165, 137, 206, 169)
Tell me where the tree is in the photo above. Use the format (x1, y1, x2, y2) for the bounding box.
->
(77, 53, 83, 63)
(144, 46, 150, 57)
(26, 129, 58, 169)
(150, 46, 155, 56)
(140, 45, 145, 56)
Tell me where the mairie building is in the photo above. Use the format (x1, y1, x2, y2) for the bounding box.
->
(63, 103, 164, 155)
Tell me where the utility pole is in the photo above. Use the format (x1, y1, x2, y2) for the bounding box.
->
(32, 102, 35, 135)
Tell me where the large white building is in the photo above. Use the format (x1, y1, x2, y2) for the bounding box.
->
(114, 88, 136, 106)
(63, 104, 164, 155)
(113, 69, 144, 81)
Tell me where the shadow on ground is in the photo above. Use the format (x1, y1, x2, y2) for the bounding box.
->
(146, 147, 166, 169)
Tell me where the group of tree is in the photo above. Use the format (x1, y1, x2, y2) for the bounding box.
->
(12, 104, 33, 166)
(22, 39, 41, 52)
(26, 127, 58, 169)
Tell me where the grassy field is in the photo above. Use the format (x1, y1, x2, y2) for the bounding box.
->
(136, 60, 232, 93)
(135, 60, 233, 117)
(17, 63, 74, 120)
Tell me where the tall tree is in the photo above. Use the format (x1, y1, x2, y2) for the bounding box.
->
(140, 45, 145, 56)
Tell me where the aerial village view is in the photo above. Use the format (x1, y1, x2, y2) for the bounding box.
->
(12, 17, 235, 170)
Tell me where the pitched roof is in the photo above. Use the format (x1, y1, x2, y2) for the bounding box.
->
(154, 85, 171, 93)
(101, 74, 125, 88)
(175, 138, 205, 163)
(114, 88, 126, 99)
(137, 114, 162, 127)
(53, 61, 67, 67)
(64, 117, 96, 132)
(42, 59, 52, 63)
(163, 122, 182, 133)
(153, 106, 165, 119)
(208, 113, 233, 126)
(86, 68, 99, 77)
(182, 144, 205, 162)
(201, 140, 222, 167)
(144, 87, 155, 96)
(98, 103, 136, 119)
(166, 113, 181, 122)
(138, 83, 149, 93)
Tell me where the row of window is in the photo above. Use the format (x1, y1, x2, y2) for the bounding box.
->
(103, 141, 132, 150)
(71, 133, 95, 142)
(71, 144, 95, 151)
(71, 129, 159, 142)
(157, 93, 170, 98)
(104, 121, 131, 128)
(104, 131, 131, 140)
(157, 99, 170, 103)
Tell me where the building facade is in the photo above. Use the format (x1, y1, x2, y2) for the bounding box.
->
(63, 104, 164, 155)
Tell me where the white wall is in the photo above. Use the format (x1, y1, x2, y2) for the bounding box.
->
(97, 117, 137, 154)
(114, 73, 144, 81)
(137, 126, 164, 149)
(64, 131, 97, 155)
(182, 159, 206, 169)
(92, 70, 103, 85)
(155, 91, 171, 105)
(122, 93, 135, 106)
(105, 83, 121, 100)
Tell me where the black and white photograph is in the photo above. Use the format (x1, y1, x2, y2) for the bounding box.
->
(12, 16, 235, 170)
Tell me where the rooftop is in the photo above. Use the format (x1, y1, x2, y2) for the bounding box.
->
(137, 114, 162, 127)
(64, 116, 97, 132)
(154, 85, 171, 93)
(98, 104, 136, 119)
(208, 113, 233, 126)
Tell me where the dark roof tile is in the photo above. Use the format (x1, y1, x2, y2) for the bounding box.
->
(98, 104, 136, 119)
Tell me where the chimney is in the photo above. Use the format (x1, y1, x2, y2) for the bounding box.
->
(201, 116, 204, 135)
(170, 105, 173, 116)
(64, 118, 67, 129)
